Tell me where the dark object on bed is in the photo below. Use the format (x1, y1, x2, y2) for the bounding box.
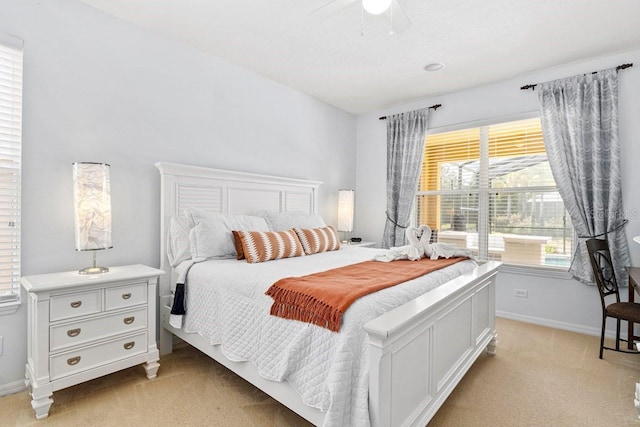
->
(171, 283, 186, 315)
(350, 237, 362, 243)
(586, 238, 640, 358)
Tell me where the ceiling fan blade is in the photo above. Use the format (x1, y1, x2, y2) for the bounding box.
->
(385, 0, 412, 34)
(310, 0, 358, 21)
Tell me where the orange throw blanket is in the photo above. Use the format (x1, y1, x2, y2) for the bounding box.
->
(265, 257, 467, 332)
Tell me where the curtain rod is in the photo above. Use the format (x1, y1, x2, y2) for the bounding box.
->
(520, 63, 633, 91)
(378, 104, 442, 120)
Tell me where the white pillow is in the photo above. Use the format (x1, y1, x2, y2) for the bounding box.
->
(166, 215, 193, 268)
(185, 208, 270, 261)
(259, 211, 327, 231)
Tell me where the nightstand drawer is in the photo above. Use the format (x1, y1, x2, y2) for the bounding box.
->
(50, 331, 148, 381)
(50, 290, 102, 322)
(50, 307, 148, 352)
(105, 283, 147, 310)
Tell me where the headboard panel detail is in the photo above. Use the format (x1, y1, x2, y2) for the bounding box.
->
(286, 191, 314, 213)
(177, 185, 223, 214)
(227, 187, 281, 215)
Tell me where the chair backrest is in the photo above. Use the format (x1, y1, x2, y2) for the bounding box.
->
(586, 238, 620, 308)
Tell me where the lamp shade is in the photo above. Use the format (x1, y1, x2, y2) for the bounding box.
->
(73, 162, 112, 251)
(337, 189, 355, 233)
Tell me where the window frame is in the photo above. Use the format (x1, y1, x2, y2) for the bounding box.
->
(0, 33, 23, 315)
(415, 112, 574, 274)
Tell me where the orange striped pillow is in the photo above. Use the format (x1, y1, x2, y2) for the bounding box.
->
(236, 230, 305, 263)
(294, 226, 341, 255)
(231, 230, 245, 260)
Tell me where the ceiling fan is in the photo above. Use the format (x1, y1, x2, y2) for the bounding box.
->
(311, 0, 413, 35)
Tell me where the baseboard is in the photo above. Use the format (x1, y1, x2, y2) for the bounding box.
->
(0, 379, 26, 397)
(496, 310, 617, 339)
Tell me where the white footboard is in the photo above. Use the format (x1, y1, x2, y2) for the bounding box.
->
(159, 261, 499, 426)
(364, 261, 500, 427)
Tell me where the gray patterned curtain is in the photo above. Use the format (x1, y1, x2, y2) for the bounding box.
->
(538, 68, 630, 284)
(382, 109, 428, 248)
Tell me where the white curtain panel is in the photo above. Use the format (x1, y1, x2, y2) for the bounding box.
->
(538, 68, 630, 284)
(382, 109, 428, 248)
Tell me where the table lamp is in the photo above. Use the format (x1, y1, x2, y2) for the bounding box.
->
(337, 189, 354, 243)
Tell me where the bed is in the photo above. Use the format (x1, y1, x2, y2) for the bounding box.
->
(156, 162, 501, 427)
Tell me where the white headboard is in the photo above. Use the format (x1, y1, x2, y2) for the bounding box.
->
(155, 162, 323, 295)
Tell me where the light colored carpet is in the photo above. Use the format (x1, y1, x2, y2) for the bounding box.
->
(2, 317, 640, 426)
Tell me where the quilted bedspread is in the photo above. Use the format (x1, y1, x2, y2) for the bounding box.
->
(180, 248, 477, 426)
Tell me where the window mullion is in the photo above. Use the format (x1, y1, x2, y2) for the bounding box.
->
(478, 126, 489, 261)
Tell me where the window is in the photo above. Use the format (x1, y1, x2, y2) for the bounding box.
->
(0, 34, 23, 309)
(416, 117, 573, 269)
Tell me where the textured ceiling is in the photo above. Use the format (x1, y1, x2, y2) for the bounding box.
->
(78, 0, 640, 114)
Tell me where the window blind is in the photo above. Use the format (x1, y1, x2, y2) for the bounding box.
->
(0, 34, 23, 304)
(416, 117, 573, 269)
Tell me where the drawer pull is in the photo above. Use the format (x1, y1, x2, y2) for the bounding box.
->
(70, 301, 82, 308)
(123, 316, 135, 325)
(123, 341, 135, 350)
(122, 293, 132, 300)
(67, 356, 81, 366)
(67, 328, 81, 337)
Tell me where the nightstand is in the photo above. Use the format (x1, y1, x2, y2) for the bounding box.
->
(342, 241, 376, 248)
(21, 264, 164, 420)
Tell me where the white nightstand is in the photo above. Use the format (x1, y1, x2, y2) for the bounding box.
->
(342, 241, 376, 248)
(21, 264, 164, 420)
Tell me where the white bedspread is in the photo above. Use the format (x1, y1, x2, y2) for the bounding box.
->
(180, 248, 477, 426)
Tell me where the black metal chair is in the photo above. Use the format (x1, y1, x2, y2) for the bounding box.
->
(586, 238, 640, 359)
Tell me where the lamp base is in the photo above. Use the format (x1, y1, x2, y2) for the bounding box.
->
(78, 249, 109, 275)
(78, 266, 109, 275)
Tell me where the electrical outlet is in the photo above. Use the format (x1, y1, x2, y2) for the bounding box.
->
(514, 289, 528, 298)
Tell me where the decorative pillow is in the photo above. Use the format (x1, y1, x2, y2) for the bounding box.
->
(294, 226, 341, 255)
(232, 230, 245, 260)
(185, 208, 270, 260)
(167, 215, 194, 267)
(259, 211, 327, 231)
(236, 230, 305, 263)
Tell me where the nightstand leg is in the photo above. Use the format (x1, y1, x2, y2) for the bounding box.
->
(486, 331, 498, 356)
(26, 364, 53, 419)
(144, 345, 160, 379)
(31, 395, 53, 420)
(144, 360, 160, 379)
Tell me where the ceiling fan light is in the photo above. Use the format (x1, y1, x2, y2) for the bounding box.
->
(363, 0, 392, 15)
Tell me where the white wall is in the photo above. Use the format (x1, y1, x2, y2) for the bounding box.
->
(0, 0, 356, 389)
(356, 48, 640, 337)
